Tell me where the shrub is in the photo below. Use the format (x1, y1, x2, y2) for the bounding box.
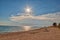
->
(53, 22, 57, 27)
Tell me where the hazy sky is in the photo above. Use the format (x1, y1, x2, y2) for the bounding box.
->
(0, 0, 60, 26)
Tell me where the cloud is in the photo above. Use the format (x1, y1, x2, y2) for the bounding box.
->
(41, 12, 60, 21)
(10, 12, 60, 22)
(0, 21, 21, 26)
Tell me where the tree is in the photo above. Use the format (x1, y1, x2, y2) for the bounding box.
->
(53, 22, 57, 27)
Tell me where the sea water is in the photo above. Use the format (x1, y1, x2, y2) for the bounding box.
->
(0, 25, 42, 34)
(0, 26, 23, 33)
(0, 25, 47, 34)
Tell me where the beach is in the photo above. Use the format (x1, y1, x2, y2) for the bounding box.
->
(0, 26, 60, 40)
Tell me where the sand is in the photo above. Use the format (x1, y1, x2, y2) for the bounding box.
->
(0, 26, 60, 40)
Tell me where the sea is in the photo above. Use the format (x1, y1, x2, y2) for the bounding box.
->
(0, 25, 42, 34)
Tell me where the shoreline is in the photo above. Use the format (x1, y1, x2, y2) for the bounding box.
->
(0, 26, 60, 40)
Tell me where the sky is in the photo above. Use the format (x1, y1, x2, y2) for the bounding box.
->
(0, 0, 60, 27)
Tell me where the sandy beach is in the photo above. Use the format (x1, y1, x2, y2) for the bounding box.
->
(0, 26, 60, 40)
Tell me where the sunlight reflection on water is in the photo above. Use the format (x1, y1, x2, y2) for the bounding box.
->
(23, 26, 31, 31)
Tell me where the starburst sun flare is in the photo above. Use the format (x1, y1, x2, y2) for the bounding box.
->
(25, 6, 32, 13)
(26, 8, 31, 12)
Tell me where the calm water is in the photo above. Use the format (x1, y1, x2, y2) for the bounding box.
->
(0, 25, 41, 33)
(0, 20, 52, 34)
(0, 26, 23, 33)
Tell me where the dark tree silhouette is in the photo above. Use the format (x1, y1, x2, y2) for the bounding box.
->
(53, 22, 57, 27)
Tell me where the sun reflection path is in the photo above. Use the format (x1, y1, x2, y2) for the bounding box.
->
(23, 26, 31, 31)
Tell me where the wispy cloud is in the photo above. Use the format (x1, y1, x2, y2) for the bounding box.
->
(41, 12, 60, 21)
(1, 12, 60, 26)
(10, 12, 60, 22)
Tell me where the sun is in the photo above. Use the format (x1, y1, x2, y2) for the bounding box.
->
(26, 8, 31, 12)
(25, 6, 32, 13)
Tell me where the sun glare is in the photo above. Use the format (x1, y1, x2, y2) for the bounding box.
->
(25, 6, 32, 13)
(26, 8, 31, 12)
(23, 26, 31, 31)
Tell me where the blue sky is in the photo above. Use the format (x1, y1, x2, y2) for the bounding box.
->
(0, 0, 60, 26)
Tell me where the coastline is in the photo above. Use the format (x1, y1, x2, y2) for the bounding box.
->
(0, 26, 60, 40)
